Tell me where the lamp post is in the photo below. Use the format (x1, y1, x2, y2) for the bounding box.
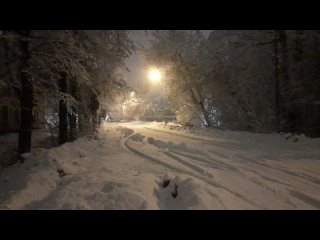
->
(148, 68, 166, 122)
(162, 77, 166, 123)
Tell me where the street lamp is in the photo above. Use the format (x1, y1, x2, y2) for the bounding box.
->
(149, 69, 161, 82)
(148, 67, 166, 122)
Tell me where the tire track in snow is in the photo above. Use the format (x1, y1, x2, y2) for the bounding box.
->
(171, 149, 241, 173)
(169, 151, 296, 208)
(171, 150, 226, 171)
(144, 127, 222, 145)
(142, 127, 241, 173)
(124, 136, 264, 209)
(143, 125, 320, 206)
(246, 168, 296, 189)
(208, 150, 230, 159)
(125, 139, 187, 174)
(232, 156, 320, 204)
(289, 190, 320, 209)
(236, 155, 320, 186)
(163, 152, 215, 177)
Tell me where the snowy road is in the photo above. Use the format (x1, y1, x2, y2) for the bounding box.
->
(1, 121, 320, 209)
(120, 122, 320, 209)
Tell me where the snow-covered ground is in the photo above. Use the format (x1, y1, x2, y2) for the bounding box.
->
(0, 129, 58, 169)
(1, 121, 320, 209)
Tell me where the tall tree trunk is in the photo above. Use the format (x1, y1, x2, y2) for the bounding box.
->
(1, 106, 9, 133)
(293, 31, 304, 72)
(18, 30, 33, 160)
(274, 30, 280, 130)
(68, 112, 76, 141)
(59, 73, 68, 144)
(78, 112, 84, 132)
(199, 100, 211, 127)
(289, 30, 305, 133)
(90, 91, 100, 131)
(277, 30, 290, 132)
(68, 80, 77, 141)
(190, 89, 211, 127)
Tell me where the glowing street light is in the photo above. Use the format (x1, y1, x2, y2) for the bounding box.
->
(149, 69, 161, 82)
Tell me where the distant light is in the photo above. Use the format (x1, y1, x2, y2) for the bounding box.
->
(149, 69, 161, 82)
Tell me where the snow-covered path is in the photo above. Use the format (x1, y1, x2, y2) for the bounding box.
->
(1, 121, 320, 209)
(121, 122, 320, 209)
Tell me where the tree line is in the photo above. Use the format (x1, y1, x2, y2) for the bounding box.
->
(145, 30, 320, 137)
(0, 30, 135, 161)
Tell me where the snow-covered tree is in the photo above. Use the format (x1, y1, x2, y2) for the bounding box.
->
(145, 30, 212, 126)
(0, 30, 135, 159)
(145, 30, 320, 136)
